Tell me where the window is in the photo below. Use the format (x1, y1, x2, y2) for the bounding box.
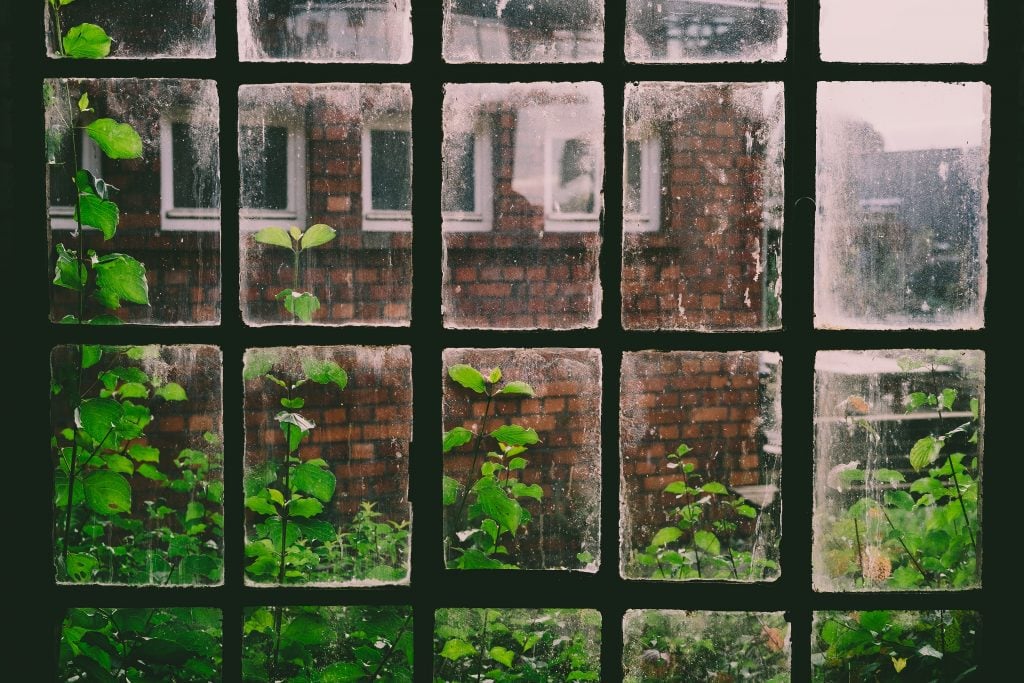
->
(160, 114, 221, 230)
(623, 135, 661, 232)
(238, 120, 306, 231)
(47, 131, 102, 231)
(361, 120, 413, 231)
(441, 123, 493, 232)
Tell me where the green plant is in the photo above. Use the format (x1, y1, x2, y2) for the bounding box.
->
(631, 443, 776, 580)
(624, 611, 790, 683)
(442, 363, 540, 569)
(52, 344, 223, 584)
(59, 607, 222, 682)
(242, 605, 413, 682)
(334, 500, 410, 582)
(813, 611, 978, 682)
(820, 376, 980, 590)
(435, 608, 600, 682)
(252, 224, 337, 322)
(243, 353, 347, 583)
(48, 0, 114, 59)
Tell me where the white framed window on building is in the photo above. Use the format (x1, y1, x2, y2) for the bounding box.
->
(361, 118, 413, 232)
(238, 119, 307, 232)
(48, 131, 102, 231)
(160, 114, 221, 231)
(623, 135, 661, 232)
(441, 121, 493, 232)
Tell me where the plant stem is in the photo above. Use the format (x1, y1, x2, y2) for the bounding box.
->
(945, 458, 979, 563)
(852, 517, 864, 579)
(278, 421, 293, 584)
(368, 611, 413, 680)
(271, 604, 284, 676)
(448, 393, 493, 557)
(291, 245, 300, 322)
(880, 507, 931, 586)
(473, 609, 489, 683)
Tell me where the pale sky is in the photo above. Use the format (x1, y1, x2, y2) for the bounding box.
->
(820, 0, 987, 63)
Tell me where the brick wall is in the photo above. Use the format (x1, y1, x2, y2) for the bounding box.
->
(442, 348, 602, 569)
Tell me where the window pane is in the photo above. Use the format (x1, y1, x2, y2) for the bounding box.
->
(47, 128, 78, 207)
(434, 609, 600, 679)
(622, 81, 784, 330)
(172, 122, 219, 209)
(624, 140, 643, 214)
(244, 346, 411, 585)
(243, 605, 413, 680)
(51, 344, 224, 585)
(370, 129, 412, 211)
(813, 350, 983, 591)
(624, 611, 790, 680)
(820, 0, 987, 63)
(45, 78, 221, 325)
(626, 0, 787, 63)
(444, 0, 604, 63)
(621, 351, 782, 582)
(239, 0, 412, 62)
(240, 125, 289, 210)
(45, 0, 215, 58)
(443, 348, 601, 571)
(442, 82, 603, 330)
(442, 132, 476, 213)
(816, 82, 988, 329)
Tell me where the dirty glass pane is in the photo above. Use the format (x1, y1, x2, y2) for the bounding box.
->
(624, 611, 790, 681)
(443, 348, 601, 570)
(620, 351, 782, 581)
(813, 350, 983, 591)
(240, 83, 412, 326)
(626, 0, 786, 63)
(442, 82, 603, 330)
(816, 82, 989, 329)
(243, 346, 411, 585)
(45, 0, 215, 58)
(51, 344, 223, 585)
(820, 0, 987, 63)
(443, 0, 603, 63)
(45, 78, 221, 325)
(622, 82, 784, 330)
(812, 611, 980, 680)
(239, 0, 412, 62)
(434, 608, 600, 680)
(242, 605, 413, 681)
(59, 607, 222, 681)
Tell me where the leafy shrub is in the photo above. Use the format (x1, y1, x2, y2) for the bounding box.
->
(242, 605, 412, 682)
(435, 608, 600, 682)
(251, 224, 337, 322)
(59, 607, 222, 682)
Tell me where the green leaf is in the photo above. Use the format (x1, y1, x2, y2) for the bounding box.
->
(489, 646, 515, 667)
(102, 453, 133, 474)
(701, 482, 728, 495)
(75, 194, 119, 240)
(499, 381, 535, 397)
(663, 481, 688, 495)
(302, 358, 348, 390)
(282, 613, 331, 646)
(78, 397, 122, 443)
(577, 551, 594, 564)
(289, 497, 324, 518)
(909, 477, 944, 496)
(155, 382, 187, 401)
(567, 672, 600, 682)
(319, 662, 368, 683)
(651, 527, 682, 547)
(859, 610, 891, 633)
(442, 476, 460, 506)
(905, 391, 928, 411)
(66, 552, 98, 581)
(476, 480, 522, 534)
(486, 367, 502, 383)
(63, 24, 111, 59)
(693, 530, 721, 555)
(277, 290, 321, 322)
(448, 364, 486, 393)
(909, 435, 941, 471)
(512, 482, 543, 501)
(941, 388, 957, 411)
(245, 494, 277, 516)
(86, 119, 143, 159)
(873, 468, 906, 483)
(133, 638, 191, 664)
(136, 463, 165, 481)
(508, 457, 527, 470)
(299, 223, 336, 249)
(443, 426, 474, 453)
(93, 253, 150, 308)
(82, 470, 131, 515)
(293, 518, 336, 542)
(440, 638, 477, 660)
(128, 444, 160, 463)
(53, 244, 87, 291)
(884, 490, 915, 511)
(77, 92, 90, 112)
(81, 345, 102, 369)
(970, 397, 979, 420)
(489, 424, 540, 446)
(253, 226, 293, 249)
(292, 462, 337, 502)
(118, 382, 148, 398)
(675, 443, 693, 456)
(280, 397, 304, 409)
(735, 504, 758, 519)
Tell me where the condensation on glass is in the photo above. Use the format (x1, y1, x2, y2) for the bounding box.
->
(813, 350, 983, 592)
(443, 0, 603, 63)
(239, 83, 412, 326)
(816, 82, 989, 329)
(620, 351, 782, 582)
(433, 608, 601, 680)
(242, 605, 413, 681)
(623, 610, 791, 682)
(51, 344, 224, 586)
(45, 0, 215, 58)
(442, 348, 602, 571)
(243, 346, 411, 586)
(45, 78, 221, 325)
(239, 0, 412, 62)
(442, 82, 603, 330)
(622, 81, 784, 330)
(626, 0, 786, 63)
(820, 0, 987, 64)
